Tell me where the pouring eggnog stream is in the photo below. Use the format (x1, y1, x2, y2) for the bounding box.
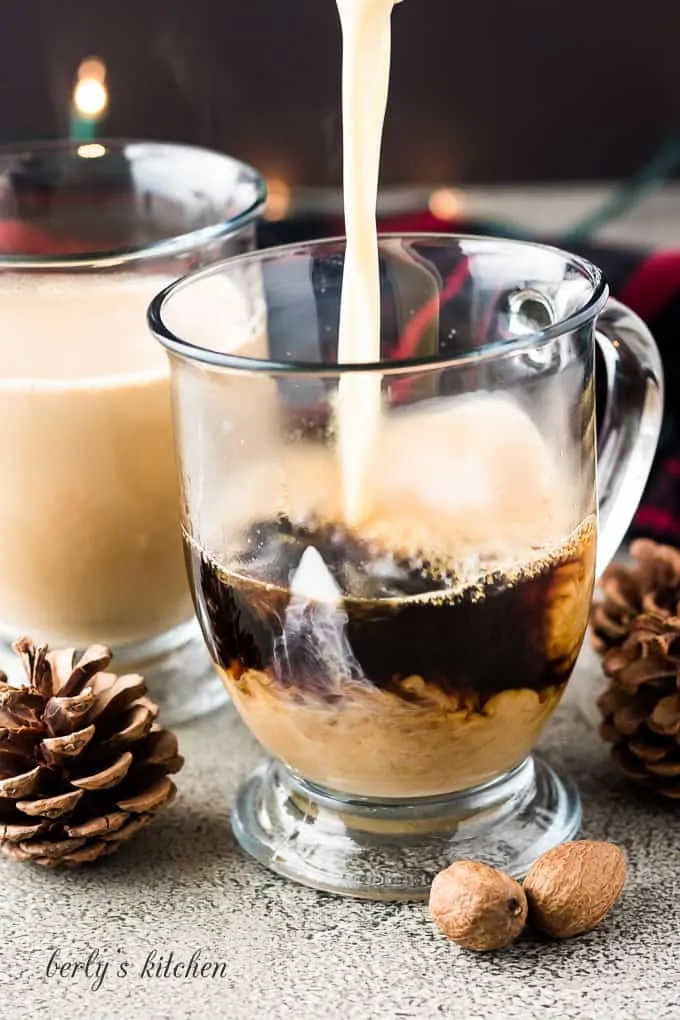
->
(335, 0, 402, 526)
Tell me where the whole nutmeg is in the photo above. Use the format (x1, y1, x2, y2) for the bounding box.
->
(429, 860, 528, 951)
(524, 840, 627, 939)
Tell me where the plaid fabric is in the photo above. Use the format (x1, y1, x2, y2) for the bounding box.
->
(259, 213, 680, 547)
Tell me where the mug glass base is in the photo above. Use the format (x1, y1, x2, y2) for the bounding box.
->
(231, 754, 582, 901)
(0, 617, 228, 727)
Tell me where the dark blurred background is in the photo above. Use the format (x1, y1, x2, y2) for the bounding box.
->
(1, 0, 678, 188)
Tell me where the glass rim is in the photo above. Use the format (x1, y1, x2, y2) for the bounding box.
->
(0, 138, 267, 270)
(148, 233, 609, 376)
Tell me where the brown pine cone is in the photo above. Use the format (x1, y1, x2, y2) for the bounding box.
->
(592, 539, 680, 799)
(0, 638, 184, 866)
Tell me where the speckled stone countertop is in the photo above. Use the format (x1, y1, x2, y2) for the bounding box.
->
(2, 646, 680, 1020)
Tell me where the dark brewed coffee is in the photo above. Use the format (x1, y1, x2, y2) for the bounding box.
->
(184, 515, 596, 705)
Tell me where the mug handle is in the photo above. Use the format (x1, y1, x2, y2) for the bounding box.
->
(594, 297, 664, 575)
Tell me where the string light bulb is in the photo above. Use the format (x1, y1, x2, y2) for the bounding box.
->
(73, 57, 108, 119)
(428, 188, 461, 222)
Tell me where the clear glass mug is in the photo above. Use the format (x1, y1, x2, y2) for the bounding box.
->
(149, 235, 663, 898)
(0, 140, 265, 724)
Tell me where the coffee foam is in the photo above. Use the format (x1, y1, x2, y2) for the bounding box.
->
(388, 514, 596, 608)
(195, 511, 596, 613)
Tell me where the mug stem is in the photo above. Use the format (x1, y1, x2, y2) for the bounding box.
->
(231, 754, 582, 900)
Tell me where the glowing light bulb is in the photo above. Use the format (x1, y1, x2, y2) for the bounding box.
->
(428, 188, 461, 222)
(73, 58, 108, 119)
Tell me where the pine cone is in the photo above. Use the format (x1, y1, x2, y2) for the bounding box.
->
(592, 539, 680, 799)
(0, 638, 184, 866)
